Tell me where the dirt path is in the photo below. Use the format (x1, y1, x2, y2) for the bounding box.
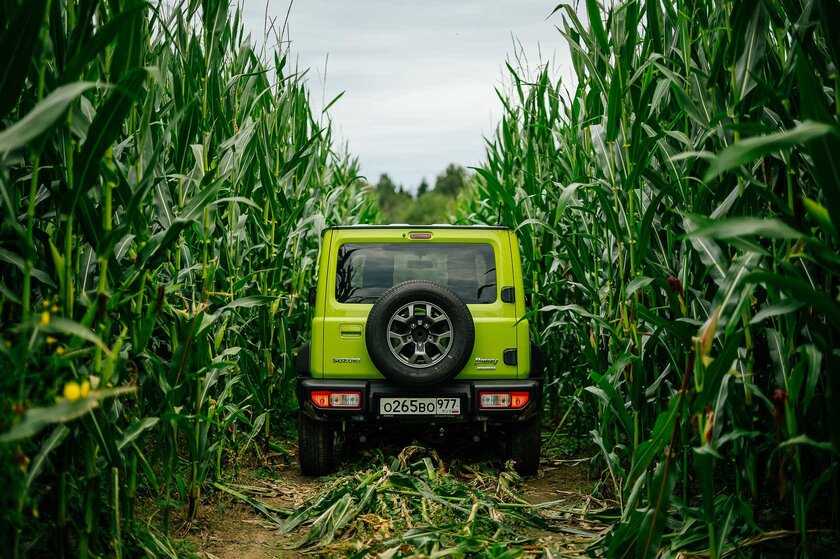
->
(184, 460, 318, 559)
(181, 445, 609, 558)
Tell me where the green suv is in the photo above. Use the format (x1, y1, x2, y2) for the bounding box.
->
(295, 225, 544, 476)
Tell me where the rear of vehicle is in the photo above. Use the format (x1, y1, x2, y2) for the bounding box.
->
(296, 225, 542, 475)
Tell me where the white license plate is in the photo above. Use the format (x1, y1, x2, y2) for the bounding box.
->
(379, 397, 461, 416)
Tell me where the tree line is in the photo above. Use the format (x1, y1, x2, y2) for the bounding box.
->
(374, 163, 469, 224)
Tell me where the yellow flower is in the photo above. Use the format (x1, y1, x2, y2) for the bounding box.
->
(32, 509, 39, 519)
(56, 346, 65, 356)
(51, 305, 59, 313)
(46, 336, 58, 345)
(39, 311, 50, 327)
(80, 380, 90, 398)
(63, 382, 81, 402)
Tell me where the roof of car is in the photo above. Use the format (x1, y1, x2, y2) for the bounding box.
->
(326, 224, 512, 230)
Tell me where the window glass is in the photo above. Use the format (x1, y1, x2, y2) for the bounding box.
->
(335, 243, 497, 304)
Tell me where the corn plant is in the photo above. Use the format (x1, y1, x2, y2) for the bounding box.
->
(458, 0, 839, 555)
(0, 0, 378, 556)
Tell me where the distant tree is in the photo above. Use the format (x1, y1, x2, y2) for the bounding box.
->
(417, 178, 429, 196)
(433, 164, 467, 197)
(376, 173, 412, 223)
(376, 173, 396, 198)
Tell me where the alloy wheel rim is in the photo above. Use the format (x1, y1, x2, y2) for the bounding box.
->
(386, 301, 453, 369)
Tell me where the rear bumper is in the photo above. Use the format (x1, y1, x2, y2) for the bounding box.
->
(297, 377, 542, 425)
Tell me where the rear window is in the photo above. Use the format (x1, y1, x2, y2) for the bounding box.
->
(335, 243, 497, 304)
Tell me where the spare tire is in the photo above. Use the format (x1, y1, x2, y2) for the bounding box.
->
(366, 280, 475, 387)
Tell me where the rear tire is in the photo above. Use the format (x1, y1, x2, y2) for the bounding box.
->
(507, 414, 541, 476)
(298, 414, 337, 476)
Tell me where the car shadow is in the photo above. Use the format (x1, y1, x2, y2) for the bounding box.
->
(339, 428, 508, 471)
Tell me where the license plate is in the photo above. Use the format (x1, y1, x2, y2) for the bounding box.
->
(379, 397, 461, 416)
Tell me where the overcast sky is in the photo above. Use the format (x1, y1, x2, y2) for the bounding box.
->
(242, 1, 574, 192)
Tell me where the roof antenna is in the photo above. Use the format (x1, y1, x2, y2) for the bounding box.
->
(495, 202, 503, 226)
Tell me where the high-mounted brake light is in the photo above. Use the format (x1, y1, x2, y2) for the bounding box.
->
(478, 391, 530, 409)
(409, 232, 432, 240)
(310, 391, 362, 409)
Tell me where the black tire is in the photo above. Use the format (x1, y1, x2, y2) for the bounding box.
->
(365, 280, 475, 387)
(507, 414, 541, 476)
(530, 341, 545, 378)
(298, 414, 337, 476)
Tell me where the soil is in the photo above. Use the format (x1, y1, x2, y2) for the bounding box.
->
(180, 460, 318, 559)
(176, 438, 605, 559)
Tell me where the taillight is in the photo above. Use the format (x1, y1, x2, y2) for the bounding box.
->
(310, 391, 362, 409)
(478, 391, 530, 409)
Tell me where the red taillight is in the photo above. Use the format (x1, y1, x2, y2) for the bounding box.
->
(409, 232, 432, 240)
(310, 391, 362, 409)
(478, 391, 530, 409)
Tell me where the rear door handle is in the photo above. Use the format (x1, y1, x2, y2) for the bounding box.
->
(340, 324, 363, 339)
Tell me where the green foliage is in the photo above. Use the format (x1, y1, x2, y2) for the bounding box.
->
(457, 0, 840, 556)
(375, 165, 469, 224)
(375, 172, 414, 222)
(0, 0, 378, 556)
(417, 178, 430, 196)
(434, 164, 468, 198)
(398, 192, 455, 225)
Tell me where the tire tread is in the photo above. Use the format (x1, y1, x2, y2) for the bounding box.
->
(298, 414, 336, 476)
(508, 414, 541, 476)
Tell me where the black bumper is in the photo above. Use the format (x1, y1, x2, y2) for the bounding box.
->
(297, 377, 542, 425)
